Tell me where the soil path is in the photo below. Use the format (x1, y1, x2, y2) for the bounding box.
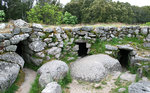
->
(68, 71, 121, 93)
(16, 68, 37, 93)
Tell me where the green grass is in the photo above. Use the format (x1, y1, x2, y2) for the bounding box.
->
(4, 70, 25, 93)
(112, 74, 131, 93)
(29, 75, 42, 93)
(58, 71, 72, 88)
(89, 37, 144, 55)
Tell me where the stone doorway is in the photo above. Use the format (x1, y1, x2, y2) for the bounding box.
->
(75, 41, 88, 57)
(118, 49, 131, 67)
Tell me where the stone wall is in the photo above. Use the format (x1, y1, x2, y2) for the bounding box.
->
(0, 19, 150, 91)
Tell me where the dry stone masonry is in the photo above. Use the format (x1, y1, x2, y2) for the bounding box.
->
(0, 19, 150, 92)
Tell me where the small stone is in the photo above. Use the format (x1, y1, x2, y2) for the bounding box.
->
(94, 83, 101, 88)
(21, 28, 32, 33)
(44, 28, 53, 33)
(42, 82, 62, 93)
(118, 88, 126, 93)
(13, 28, 21, 35)
(32, 23, 43, 29)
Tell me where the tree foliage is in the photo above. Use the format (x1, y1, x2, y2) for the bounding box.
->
(27, 3, 63, 24)
(64, 0, 150, 24)
(0, 10, 5, 22)
(63, 11, 78, 24)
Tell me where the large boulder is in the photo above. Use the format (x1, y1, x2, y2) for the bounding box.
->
(128, 81, 150, 93)
(0, 61, 20, 92)
(42, 82, 62, 93)
(38, 60, 69, 80)
(0, 52, 25, 68)
(71, 54, 122, 82)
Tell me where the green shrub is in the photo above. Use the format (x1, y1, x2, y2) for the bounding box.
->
(27, 3, 63, 25)
(145, 22, 150, 26)
(63, 11, 78, 25)
(0, 10, 5, 22)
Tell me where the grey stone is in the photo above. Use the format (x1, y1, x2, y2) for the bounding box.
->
(13, 19, 29, 27)
(44, 28, 53, 33)
(10, 34, 29, 44)
(71, 54, 122, 82)
(0, 34, 5, 42)
(141, 27, 148, 35)
(44, 38, 52, 43)
(5, 45, 17, 52)
(46, 47, 62, 56)
(0, 61, 20, 92)
(3, 40, 10, 47)
(38, 60, 69, 80)
(56, 27, 63, 33)
(146, 34, 150, 42)
(143, 43, 150, 48)
(72, 27, 81, 32)
(21, 28, 32, 33)
(130, 50, 137, 56)
(128, 81, 150, 93)
(117, 44, 134, 51)
(46, 56, 51, 61)
(0, 52, 24, 68)
(105, 45, 118, 51)
(0, 23, 6, 29)
(30, 57, 43, 66)
(134, 30, 140, 35)
(82, 26, 93, 31)
(32, 23, 43, 29)
(120, 72, 136, 82)
(29, 41, 46, 52)
(118, 88, 126, 93)
(35, 52, 45, 58)
(2, 33, 13, 39)
(13, 28, 21, 35)
(39, 73, 53, 88)
(38, 32, 45, 37)
(42, 82, 62, 93)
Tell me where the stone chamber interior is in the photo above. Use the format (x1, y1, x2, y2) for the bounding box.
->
(76, 42, 88, 57)
(16, 41, 24, 57)
(118, 49, 131, 68)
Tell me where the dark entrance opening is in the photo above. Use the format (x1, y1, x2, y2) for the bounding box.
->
(118, 49, 131, 67)
(16, 41, 24, 57)
(76, 42, 88, 57)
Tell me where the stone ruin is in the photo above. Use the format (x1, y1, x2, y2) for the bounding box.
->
(0, 19, 150, 91)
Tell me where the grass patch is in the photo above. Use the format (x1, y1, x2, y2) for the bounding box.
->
(29, 75, 42, 93)
(111, 82, 131, 93)
(58, 71, 72, 93)
(4, 70, 25, 93)
(58, 71, 72, 88)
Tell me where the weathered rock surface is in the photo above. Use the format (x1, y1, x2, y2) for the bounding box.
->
(71, 54, 122, 82)
(10, 34, 29, 44)
(120, 72, 136, 82)
(128, 81, 150, 93)
(105, 44, 118, 51)
(0, 23, 6, 29)
(0, 61, 20, 92)
(42, 82, 62, 93)
(0, 52, 24, 68)
(39, 73, 53, 88)
(38, 60, 69, 80)
(117, 44, 134, 51)
(13, 19, 29, 28)
(29, 41, 46, 52)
